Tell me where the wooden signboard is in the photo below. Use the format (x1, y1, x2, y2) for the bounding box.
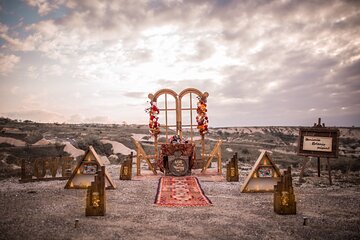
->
(298, 127, 339, 158)
(297, 118, 339, 185)
(20, 156, 73, 183)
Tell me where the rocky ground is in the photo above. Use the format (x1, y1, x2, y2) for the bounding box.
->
(0, 165, 359, 240)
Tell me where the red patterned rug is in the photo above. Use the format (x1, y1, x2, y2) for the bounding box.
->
(154, 176, 212, 207)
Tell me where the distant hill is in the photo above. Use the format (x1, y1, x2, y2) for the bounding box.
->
(0, 117, 359, 179)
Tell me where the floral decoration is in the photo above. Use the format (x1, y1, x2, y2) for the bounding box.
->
(146, 101, 160, 136)
(196, 96, 208, 135)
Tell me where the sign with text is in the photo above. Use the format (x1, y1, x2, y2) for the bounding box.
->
(303, 136, 332, 152)
(298, 127, 339, 158)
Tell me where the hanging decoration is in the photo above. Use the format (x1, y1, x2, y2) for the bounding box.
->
(196, 96, 208, 135)
(146, 101, 160, 136)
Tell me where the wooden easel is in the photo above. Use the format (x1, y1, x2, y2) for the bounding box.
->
(132, 138, 157, 176)
(201, 140, 222, 174)
(298, 118, 338, 185)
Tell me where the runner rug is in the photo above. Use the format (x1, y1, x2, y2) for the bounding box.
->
(154, 176, 212, 207)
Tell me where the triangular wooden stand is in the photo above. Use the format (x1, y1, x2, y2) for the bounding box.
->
(241, 150, 281, 193)
(64, 146, 116, 189)
(132, 139, 157, 176)
(201, 140, 222, 174)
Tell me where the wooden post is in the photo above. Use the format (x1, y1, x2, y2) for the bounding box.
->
(34, 158, 46, 179)
(165, 93, 168, 140)
(154, 134, 158, 170)
(49, 157, 58, 178)
(201, 134, 205, 162)
(136, 153, 141, 176)
(21, 158, 33, 181)
(327, 157, 332, 185)
(61, 156, 72, 177)
(317, 157, 321, 177)
(218, 148, 222, 174)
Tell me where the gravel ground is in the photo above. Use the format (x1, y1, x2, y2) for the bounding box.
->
(0, 166, 359, 240)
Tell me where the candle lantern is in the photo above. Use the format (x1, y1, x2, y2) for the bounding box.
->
(274, 167, 296, 215)
(120, 152, 133, 180)
(226, 153, 239, 182)
(86, 166, 106, 216)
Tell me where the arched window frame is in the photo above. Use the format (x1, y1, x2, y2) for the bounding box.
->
(148, 88, 208, 143)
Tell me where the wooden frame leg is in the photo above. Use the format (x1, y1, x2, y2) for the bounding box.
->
(145, 158, 157, 175)
(218, 152, 222, 174)
(327, 157, 332, 185)
(137, 155, 141, 176)
(299, 157, 310, 183)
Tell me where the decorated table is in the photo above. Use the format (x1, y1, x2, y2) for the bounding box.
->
(158, 143, 195, 176)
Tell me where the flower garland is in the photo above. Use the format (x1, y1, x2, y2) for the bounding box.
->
(196, 96, 208, 135)
(146, 101, 160, 136)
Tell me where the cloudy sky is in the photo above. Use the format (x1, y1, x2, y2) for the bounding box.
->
(0, 0, 359, 127)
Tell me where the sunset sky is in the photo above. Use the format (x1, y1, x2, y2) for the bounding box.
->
(0, 0, 359, 127)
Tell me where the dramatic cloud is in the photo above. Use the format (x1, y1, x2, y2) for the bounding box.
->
(0, 0, 359, 126)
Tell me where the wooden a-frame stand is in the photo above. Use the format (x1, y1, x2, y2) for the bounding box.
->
(201, 139, 222, 174)
(133, 138, 157, 176)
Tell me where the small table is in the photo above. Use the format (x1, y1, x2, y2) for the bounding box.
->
(158, 143, 195, 176)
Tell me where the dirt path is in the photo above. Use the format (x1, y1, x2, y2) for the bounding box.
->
(0, 171, 359, 240)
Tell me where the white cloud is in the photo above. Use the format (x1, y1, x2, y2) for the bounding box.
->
(0, 54, 20, 76)
(0, 0, 359, 126)
(42, 64, 63, 77)
(26, 0, 65, 16)
(27, 66, 40, 80)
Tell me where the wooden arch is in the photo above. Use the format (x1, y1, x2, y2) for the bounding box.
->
(148, 88, 178, 102)
(148, 88, 209, 139)
(179, 88, 205, 99)
(133, 88, 221, 176)
(178, 88, 209, 141)
(148, 88, 179, 141)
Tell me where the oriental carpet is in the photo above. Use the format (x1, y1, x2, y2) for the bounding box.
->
(154, 176, 212, 207)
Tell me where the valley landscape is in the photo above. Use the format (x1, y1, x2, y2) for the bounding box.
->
(0, 117, 359, 240)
